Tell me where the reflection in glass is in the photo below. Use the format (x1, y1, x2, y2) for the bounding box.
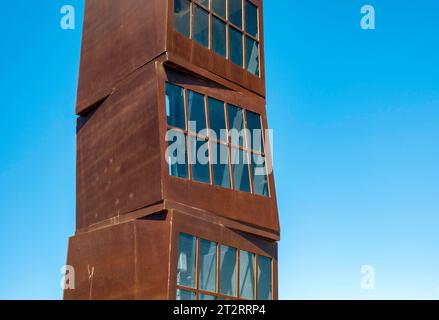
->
(212, 16, 227, 58)
(227, 105, 245, 147)
(229, 27, 243, 67)
(245, 37, 259, 76)
(212, 0, 226, 18)
(228, 0, 242, 28)
(257, 256, 272, 300)
(189, 136, 211, 184)
(166, 83, 186, 129)
(245, 111, 263, 152)
(176, 289, 196, 300)
(167, 130, 188, 179)
(220, 245, 237, 296)
(174, 0, 191, 37)
(245, 1, 258, 38)
(188, 90, 207, 134)
(208, 98, 227, 141)
(211, 143, 231, 189)
(239, 250, 255, 299)
(177, 234, 196, 288)
(251, 154, 269, 197)
(231, 148, 251, 193)
(199, 239, 217, 292)
(193, 5, 209, 48)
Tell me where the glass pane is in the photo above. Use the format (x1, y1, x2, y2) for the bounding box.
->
(166, 83, 186, 129)
(212, 0, 226, 18)
(199, 239, 217, 292)
(199, 294, 217, 300)
(189, 136, 211, 184)
(231, 148, 251, 193)
(177, 234, 196, 288)
(245, 1, 258, 38)
(227, 104, 245, 147)
(246, 111, 263, 152)
(212, 16, 227, 58)
(251, 154, 269, 197)
(211, 143, 231, 189)
(174, 0, 191, 37)
(229, 27, 243, 67)
(208, 98, 227, 142)
(193, 5, 209, 48)
(167, 130, 188, 179)
(245, 36, 259, 76)
(257, 256, 272, 300)
(220, 245, 237, 296)
(239, 250, 255, 299)
(229, 0, 242, 28)
(176, 289, 196, 300)
(195, 0, 209, 8)
(188, 90, 207, 134)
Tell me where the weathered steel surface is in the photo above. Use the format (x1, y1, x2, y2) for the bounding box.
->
(67, 0, 279, 300)
(76, 0, 266, 114)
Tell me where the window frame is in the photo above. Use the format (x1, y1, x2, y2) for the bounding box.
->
(165, 81, 271, 198)
(175, 232, 273, 300)
(173, 0, 261, 77)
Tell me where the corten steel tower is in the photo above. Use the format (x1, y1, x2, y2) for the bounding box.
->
(65, 0, 280, 300)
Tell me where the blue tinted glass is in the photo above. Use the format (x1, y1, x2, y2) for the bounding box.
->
(246, 111, 263, 152)
(199, 239, 217, 292)
(199, 294, 216, 300)
(227, 104, 245, 147)
(177, 234, 196, 288)
(231, 148, 251, 193)
(239, 250, 255, 299)
(257, 256, 272, 300)
(188, 90, 207, 134)
(176, 289, 196, 300)
(212, 16, 227, 58)
(229, 0, 242, 28)
(174, 0, 191, 37)
(212, 0, 226, 18)
(167, 130, 188, 179)
(195, 0, 209, 8)
(166, 83, 186, 129)
(211, 143, 231, 189)
(245, 36, 259, 76)
(189, 136, 211, 184)
(229, 28, 243, 67)
(208, 98, 227, 141)
(194, 5, 209, 48)
(220, 245, 237, 296)
(245, 1, 258, 38)
(251, 153, 269, 197)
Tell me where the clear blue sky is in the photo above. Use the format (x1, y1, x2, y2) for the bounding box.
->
(0, 0, 438, 300)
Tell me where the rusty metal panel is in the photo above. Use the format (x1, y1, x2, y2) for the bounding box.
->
(76, 0, 168, 114)
(64, 219, 171, 300)
(76, 63, 163, 231)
